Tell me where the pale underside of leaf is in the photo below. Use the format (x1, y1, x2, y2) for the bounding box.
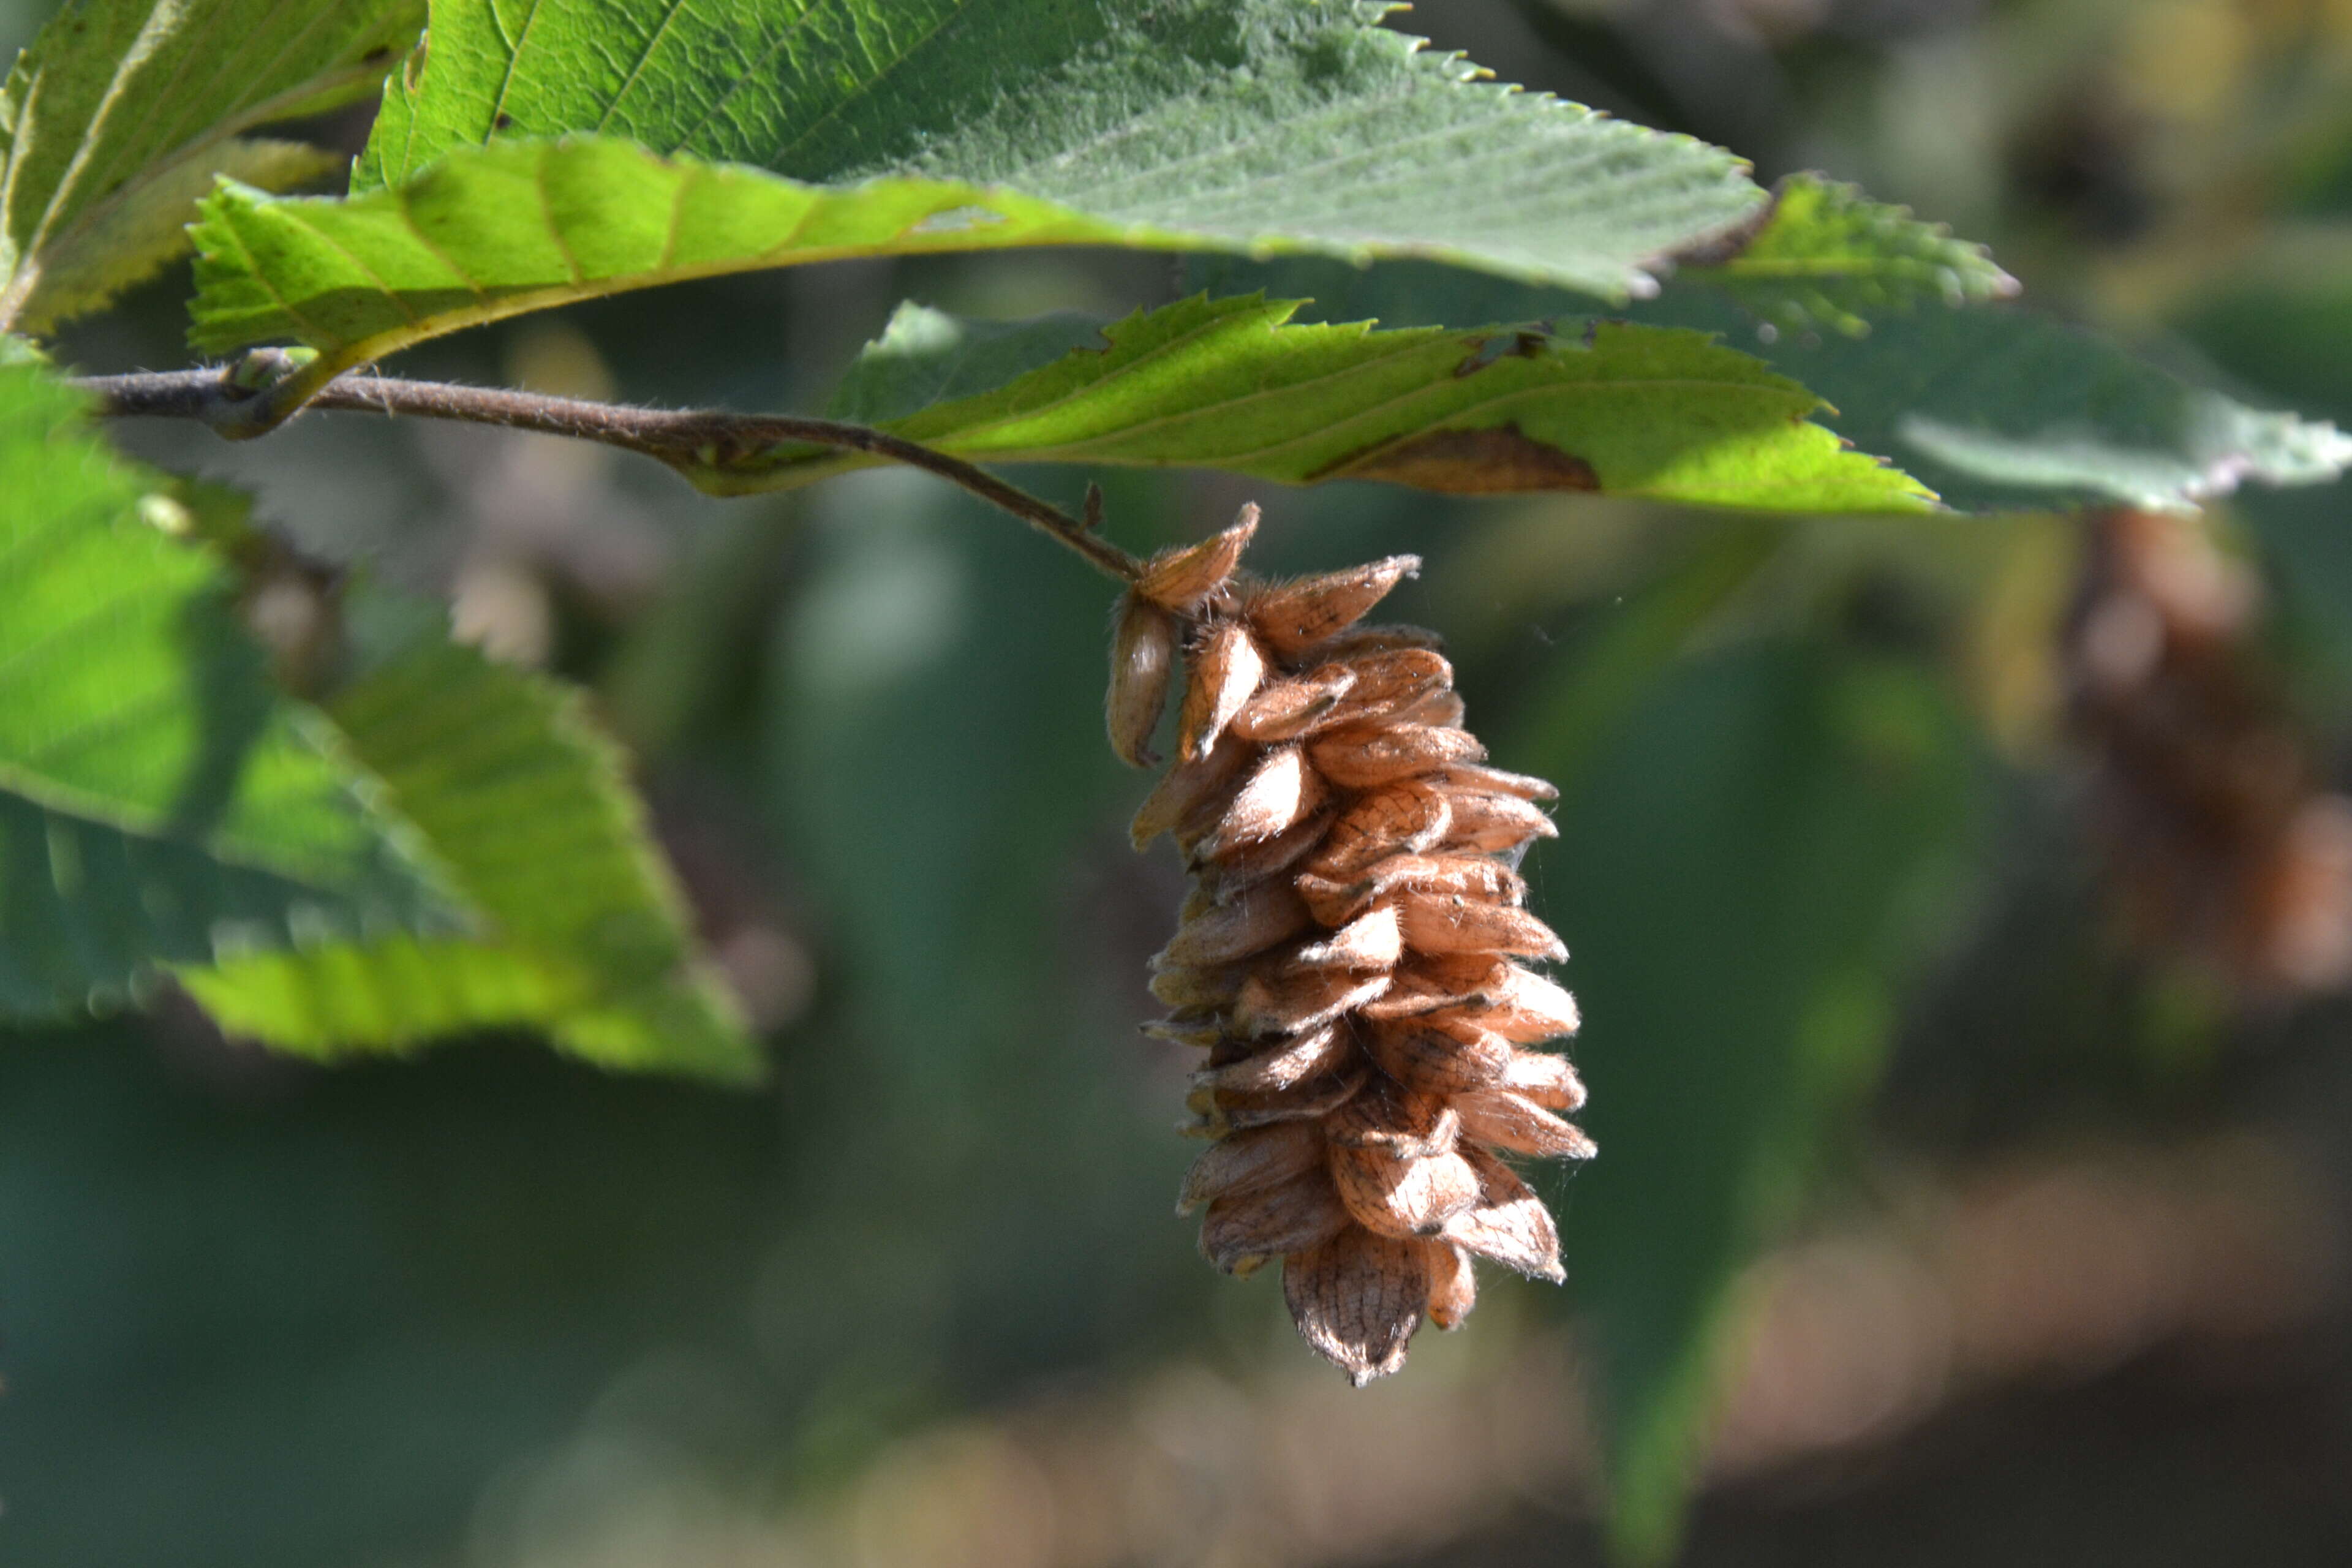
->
(12, 137, 339, 335)
(1186, 253, 2352, 516)
(354, 0, 1766, 301)
(0, 0, 425, 331)
(175, 935, 752, 1078)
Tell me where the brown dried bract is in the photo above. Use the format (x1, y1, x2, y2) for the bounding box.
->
(1247, 556, 1423, 661)
(1137, 503, 1260, 615)
(1106, 591, 1180, 767)
(1179, 620, 1268, 761)
(1111, 510, 1588, 1383)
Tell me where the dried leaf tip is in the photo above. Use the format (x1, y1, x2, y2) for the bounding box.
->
(1106, 511, 1586, 1384)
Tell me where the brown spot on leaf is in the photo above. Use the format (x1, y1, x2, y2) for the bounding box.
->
(1321, 424, 1601, 494)
(1453, 330, 1551, 378)
(1660, 179, 1784, 270)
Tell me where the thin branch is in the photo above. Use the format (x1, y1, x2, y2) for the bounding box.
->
(75, 364, 1146, 585)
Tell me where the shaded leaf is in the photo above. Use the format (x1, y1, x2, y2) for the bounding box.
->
(0, 360, 452, 1019)
(0, 0, 424, 332)
(2174, 248, 2352, 431)
(0, 793, 416, 1020)
(179, 635, 759, 1083)
(788, 296, 1931, 513)
(1522, 644, 1980, 1561)
(1681, 174, 2018, 335)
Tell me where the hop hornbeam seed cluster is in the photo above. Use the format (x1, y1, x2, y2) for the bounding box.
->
(2066, 506, 2352, 996)
(1107, 503, 1591, 1384)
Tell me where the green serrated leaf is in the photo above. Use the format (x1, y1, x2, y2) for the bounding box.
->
(189, 137, 1096, 371)
(1681, 173, 2018, 336)
(0, 0, 424, 333)
(784, 295, 1931, 513)
(356, 0, 1762, 293)
(179, 126, 1760, 413)
(178, 634, 760, 1084)
(1525, 643, 1980, 1562)
(1187, 253, 2352, 514)
(0, 360, 454, 1019)
(187, 0, 1794, 384)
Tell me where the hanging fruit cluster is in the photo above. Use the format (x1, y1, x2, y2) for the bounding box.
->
(1109, 505, 1590, 1384)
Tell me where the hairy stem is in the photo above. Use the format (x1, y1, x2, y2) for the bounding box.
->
(75, 364, 1147, 585)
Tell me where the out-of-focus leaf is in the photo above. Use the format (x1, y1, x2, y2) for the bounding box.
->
(762, 471, 1139, 1084)
(355, 0, 1765, 299)
(1725, 303, 2352, 515)
(2174, 263, 2352, 687)
(0, 0, 424, 333)
(2176, 255, 2352, 429)
(1507, 518, 1784, 793)
(0, 360, 452, 1020)
(1189, 254, 2352, 514)
(1681, 174, 2018, 335)
(784, 296, 1932, 513)
(1523, 644, 1980, 1561)
(179, 637, 758, 1083)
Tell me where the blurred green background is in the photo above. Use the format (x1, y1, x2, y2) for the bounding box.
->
(13, 1, 2352, 1563)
